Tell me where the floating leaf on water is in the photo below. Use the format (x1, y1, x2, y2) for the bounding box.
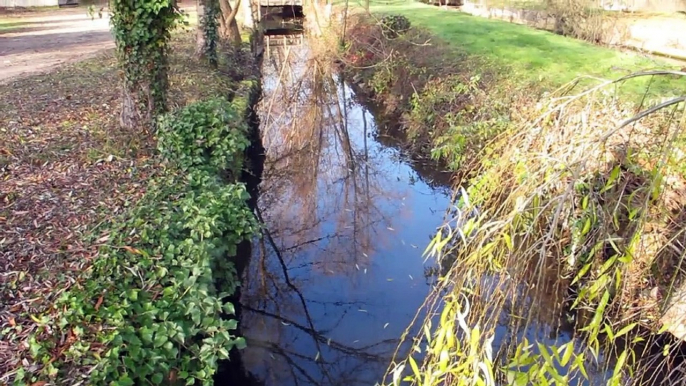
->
(384, 323, 389, 329)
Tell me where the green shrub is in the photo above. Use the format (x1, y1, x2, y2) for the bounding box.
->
(79, 170, 256, 385)
(380, 15, 411, 38)
(17, 99, 257, 386)
(157, 98, 250, 174)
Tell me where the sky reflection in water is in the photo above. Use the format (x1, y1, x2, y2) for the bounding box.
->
(239, 42, 452, 386)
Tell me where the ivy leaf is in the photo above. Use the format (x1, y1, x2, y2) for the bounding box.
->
(116, 375, 135, 386)
(222, 302, 235, 315)
(151, 373, 164, 384)
(234, 337, 247, 350)
(140, 327, 153, 344)
(154, 333, 168, 348)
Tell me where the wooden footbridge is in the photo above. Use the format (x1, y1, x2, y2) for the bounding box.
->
(240, 0, 306, 32)
(265, 33, 304, 47)
(258, 0, 303, 6)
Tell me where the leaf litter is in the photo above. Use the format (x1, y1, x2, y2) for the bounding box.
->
(0, 32, 235, 384)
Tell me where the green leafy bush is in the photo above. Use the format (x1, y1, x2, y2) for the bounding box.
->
(17, 99, 257, 386)
(157, 98, 250, 174)
(78, 172, 255, 385)
(380, 15, 411, 38)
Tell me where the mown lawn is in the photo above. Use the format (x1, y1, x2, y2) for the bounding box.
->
(344, 0, 685, 98)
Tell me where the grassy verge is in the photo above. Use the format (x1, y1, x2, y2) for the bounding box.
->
(0, 32, 259, 385)
(343, 0, 685, 97)
(329, 8, 686, 386)
(0, 20, 31, 32)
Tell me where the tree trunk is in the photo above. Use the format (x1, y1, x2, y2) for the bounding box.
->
(219, 0, 242, 45)
(120, 86, 140, 130)
(196, 0, 207, 57)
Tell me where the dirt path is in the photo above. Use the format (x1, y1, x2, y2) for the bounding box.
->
(0, 8, 115, 84)
(0, 3, 197, 84)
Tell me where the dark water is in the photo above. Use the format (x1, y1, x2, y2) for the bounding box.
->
(238, 40, 452, 385)
(233, 27, 636, 384)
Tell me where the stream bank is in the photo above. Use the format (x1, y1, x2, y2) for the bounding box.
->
(325, 11, 686, 386)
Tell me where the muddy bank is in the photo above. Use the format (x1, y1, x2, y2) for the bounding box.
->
(333, 14, 519, 178)
(344, 75, 454, 189)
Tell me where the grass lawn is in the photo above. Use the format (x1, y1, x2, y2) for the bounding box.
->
(0, 20, 32, 32)
(343, 0, 685, 98)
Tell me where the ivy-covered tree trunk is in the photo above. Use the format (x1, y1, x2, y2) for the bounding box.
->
(111, 0, 179, 130)
(197, 0, 220, 66)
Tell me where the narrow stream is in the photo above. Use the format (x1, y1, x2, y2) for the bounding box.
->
(224, 12, 686, 383)
(238, 39, 452, 385)
(236, 22, 627, 386)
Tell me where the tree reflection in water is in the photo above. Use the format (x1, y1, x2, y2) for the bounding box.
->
(239, 41, 452, 385)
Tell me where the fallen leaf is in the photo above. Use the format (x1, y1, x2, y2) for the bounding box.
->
(94, 295, 103, 311)
(122, 246, 141, 254)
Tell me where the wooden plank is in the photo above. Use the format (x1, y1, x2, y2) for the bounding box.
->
(264, 34, 304, 47)
(258, 0, 303, 6)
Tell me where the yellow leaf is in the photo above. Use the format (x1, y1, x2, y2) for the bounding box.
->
(409, 355, 421, 378)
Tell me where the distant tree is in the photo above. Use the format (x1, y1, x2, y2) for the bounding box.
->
(196, 0, 241, 68)
(196, 0, 208, 57)
(218, 0, 243, 46)
(197, 0, 220, 65)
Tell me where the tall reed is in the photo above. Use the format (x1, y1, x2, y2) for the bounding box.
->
(387, 72, 686, 386)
